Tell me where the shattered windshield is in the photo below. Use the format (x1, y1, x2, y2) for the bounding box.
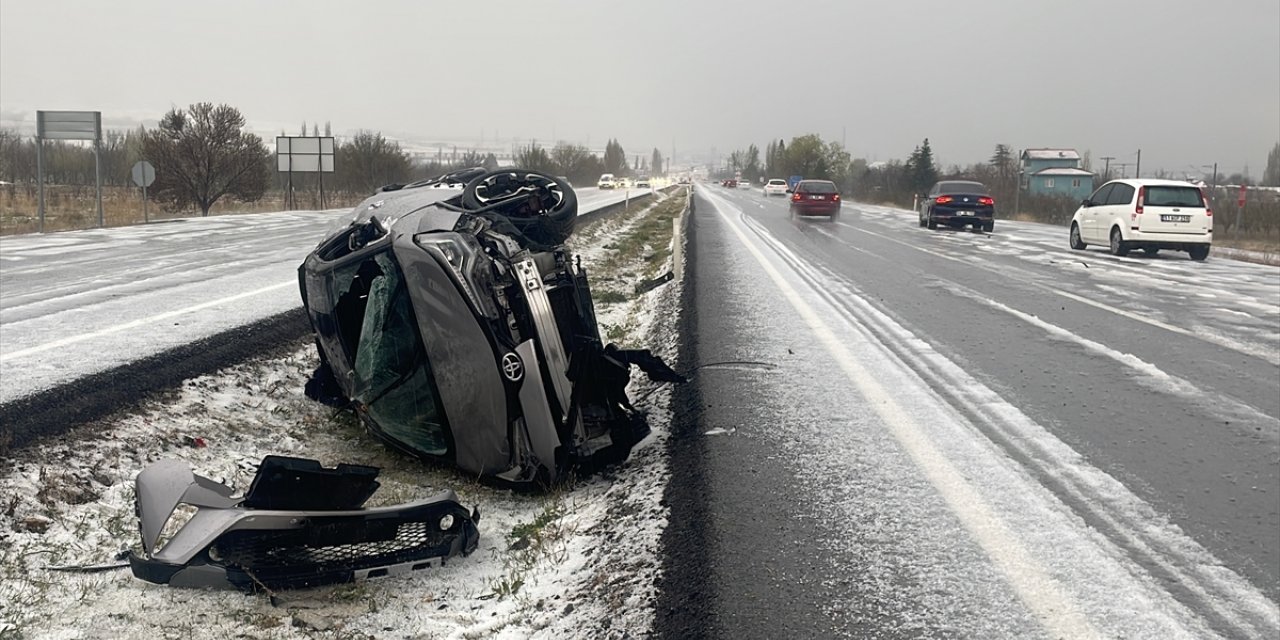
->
(348, 252, 450, 456)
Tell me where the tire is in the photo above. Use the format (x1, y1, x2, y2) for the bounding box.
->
(983, 221, 994, 233)
(926, 210, 937, 230)
(1188, 244, 1210, 261)
(1143, 247, 1160, 256)
(462, 170, 577, 247)
(918, 213, 926, 228)
(1109, 227, 1130, 256)
(829, 210, 840, 222)
(1069, 223, 1086, 250)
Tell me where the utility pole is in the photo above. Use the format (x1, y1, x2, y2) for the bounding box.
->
(1101, 156, 1115, 179)
(1013, 149, 1022, 217)
(1135, 149, 1141, 178)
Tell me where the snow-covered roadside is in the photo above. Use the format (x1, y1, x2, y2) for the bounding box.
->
(0, 192, 689, 640)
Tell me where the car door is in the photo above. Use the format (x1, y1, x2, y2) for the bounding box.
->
(1082, 183, 1114, 242)
(922, 183, 939, 219)
(1102, 183, 1136, 242)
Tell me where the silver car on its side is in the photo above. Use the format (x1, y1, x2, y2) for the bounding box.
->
(299, 169, 682, 488)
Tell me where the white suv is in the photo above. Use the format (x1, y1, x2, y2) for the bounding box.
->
(597, 174, 616, 189)
(1069, 178, 1212, 260)
(763, 179, 789, 196)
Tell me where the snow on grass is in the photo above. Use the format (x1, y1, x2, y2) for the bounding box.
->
(0, 192, 689, 640)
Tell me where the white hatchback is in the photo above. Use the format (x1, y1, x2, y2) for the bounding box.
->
(763, 179, 789, 196)
(1069, 178, 1212, 260)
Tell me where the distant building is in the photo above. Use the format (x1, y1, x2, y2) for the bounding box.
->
(1021, 148, 1094, 200)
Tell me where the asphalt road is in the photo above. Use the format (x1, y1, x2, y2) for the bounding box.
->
(657, 185, 1279, 639)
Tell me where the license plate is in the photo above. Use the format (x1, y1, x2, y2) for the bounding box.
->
(958, 211, 974, 216)
(1161, 214, 1190, 223)
(809, 195, 823, 200)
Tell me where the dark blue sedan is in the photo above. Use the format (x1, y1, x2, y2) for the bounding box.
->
(919, 180, 995, 232)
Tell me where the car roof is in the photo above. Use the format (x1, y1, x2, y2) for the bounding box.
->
(1105, 178, 1199, 188)
(798, 179, 836, 185)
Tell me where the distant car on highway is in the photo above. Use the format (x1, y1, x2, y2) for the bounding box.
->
(1069, 178, 1212, 260)
(737, 179, 752, 190)
(617, 177, 632, 189)
(598, 173, 617, 189)
(763, 179, 788, 196)
(722, 178, 738, 188)
(635, 176, 651, 188)
(919, 180, 995, 232)
(789, 179, 842, 220)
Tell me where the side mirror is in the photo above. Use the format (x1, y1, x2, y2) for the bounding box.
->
(1081, 198, 1091, 207)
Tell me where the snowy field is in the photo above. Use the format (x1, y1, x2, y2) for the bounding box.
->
(0, 192, 687, 639)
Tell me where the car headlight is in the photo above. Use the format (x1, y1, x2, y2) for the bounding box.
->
(414, 234, 498, 319)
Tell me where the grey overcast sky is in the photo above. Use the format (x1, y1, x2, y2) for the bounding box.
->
(2, 0, 1277, 174)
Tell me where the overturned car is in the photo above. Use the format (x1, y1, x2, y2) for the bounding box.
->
(299, 169, 682, 488)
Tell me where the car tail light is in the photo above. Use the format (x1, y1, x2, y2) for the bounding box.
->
(1135, 186, 1145, 215)
(833, 194, 841, 201)
(791, 192, 801, 201)
(978, 196, 994, 206)
(936, 195, 954, 204)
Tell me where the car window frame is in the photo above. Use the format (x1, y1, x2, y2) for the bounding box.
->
(1107, 183, 1136, 206)
(1087, 183, 1115, 207)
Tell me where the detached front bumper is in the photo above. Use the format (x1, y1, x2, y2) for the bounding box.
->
(129, 457, 480, 592)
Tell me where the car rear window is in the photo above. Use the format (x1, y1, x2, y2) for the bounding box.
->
(1144, 186, 1204, 208)
(799, 181, 837, 194)
(768, 179, 787, 185)
(938, 181, 988, 194)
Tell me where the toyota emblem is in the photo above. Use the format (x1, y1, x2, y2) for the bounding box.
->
(501, 352, 524, 382)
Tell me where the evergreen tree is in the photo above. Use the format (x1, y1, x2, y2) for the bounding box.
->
(603, 139, 628, 175)
(909, 138, 938, 192)
(651, 148, 664, 176)
(990, 144, 1013, 186)
(1264, 142, 1280, 187)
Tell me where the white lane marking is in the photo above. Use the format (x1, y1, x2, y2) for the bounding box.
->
(942, 281, 1279, 438)
(842, 221, 1280, 366)
(0, 281, 295, 362)
(703, 190, 1100, 638)
(810, 225, 887, 260)
(740, 212, 1279, 636)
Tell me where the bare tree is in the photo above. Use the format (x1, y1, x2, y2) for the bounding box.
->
(334, 130, 411, 195)
(142, 103, 270, 216)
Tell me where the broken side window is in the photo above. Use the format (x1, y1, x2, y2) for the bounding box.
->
(352, 252, 450, 456)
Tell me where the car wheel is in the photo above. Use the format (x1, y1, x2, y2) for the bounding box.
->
(1109, 227, 1130, 256)
(829, 210, 840, 222)
(983, 221, 994, 233)
(926, 210, 937, 230)
(918, 213, 926, 228)
(1188, 244, 1210, 261)
(1069, 223, 1086, 250)
(462, 170, 578, 246)
(1143, 247, 1160, 256)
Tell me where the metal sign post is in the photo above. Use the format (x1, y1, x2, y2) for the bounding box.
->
(1234, 184, 1247, 237)
(36, 110, 103, 232)
(276, 136, 334, 210)
(132, 160, 156, 222)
